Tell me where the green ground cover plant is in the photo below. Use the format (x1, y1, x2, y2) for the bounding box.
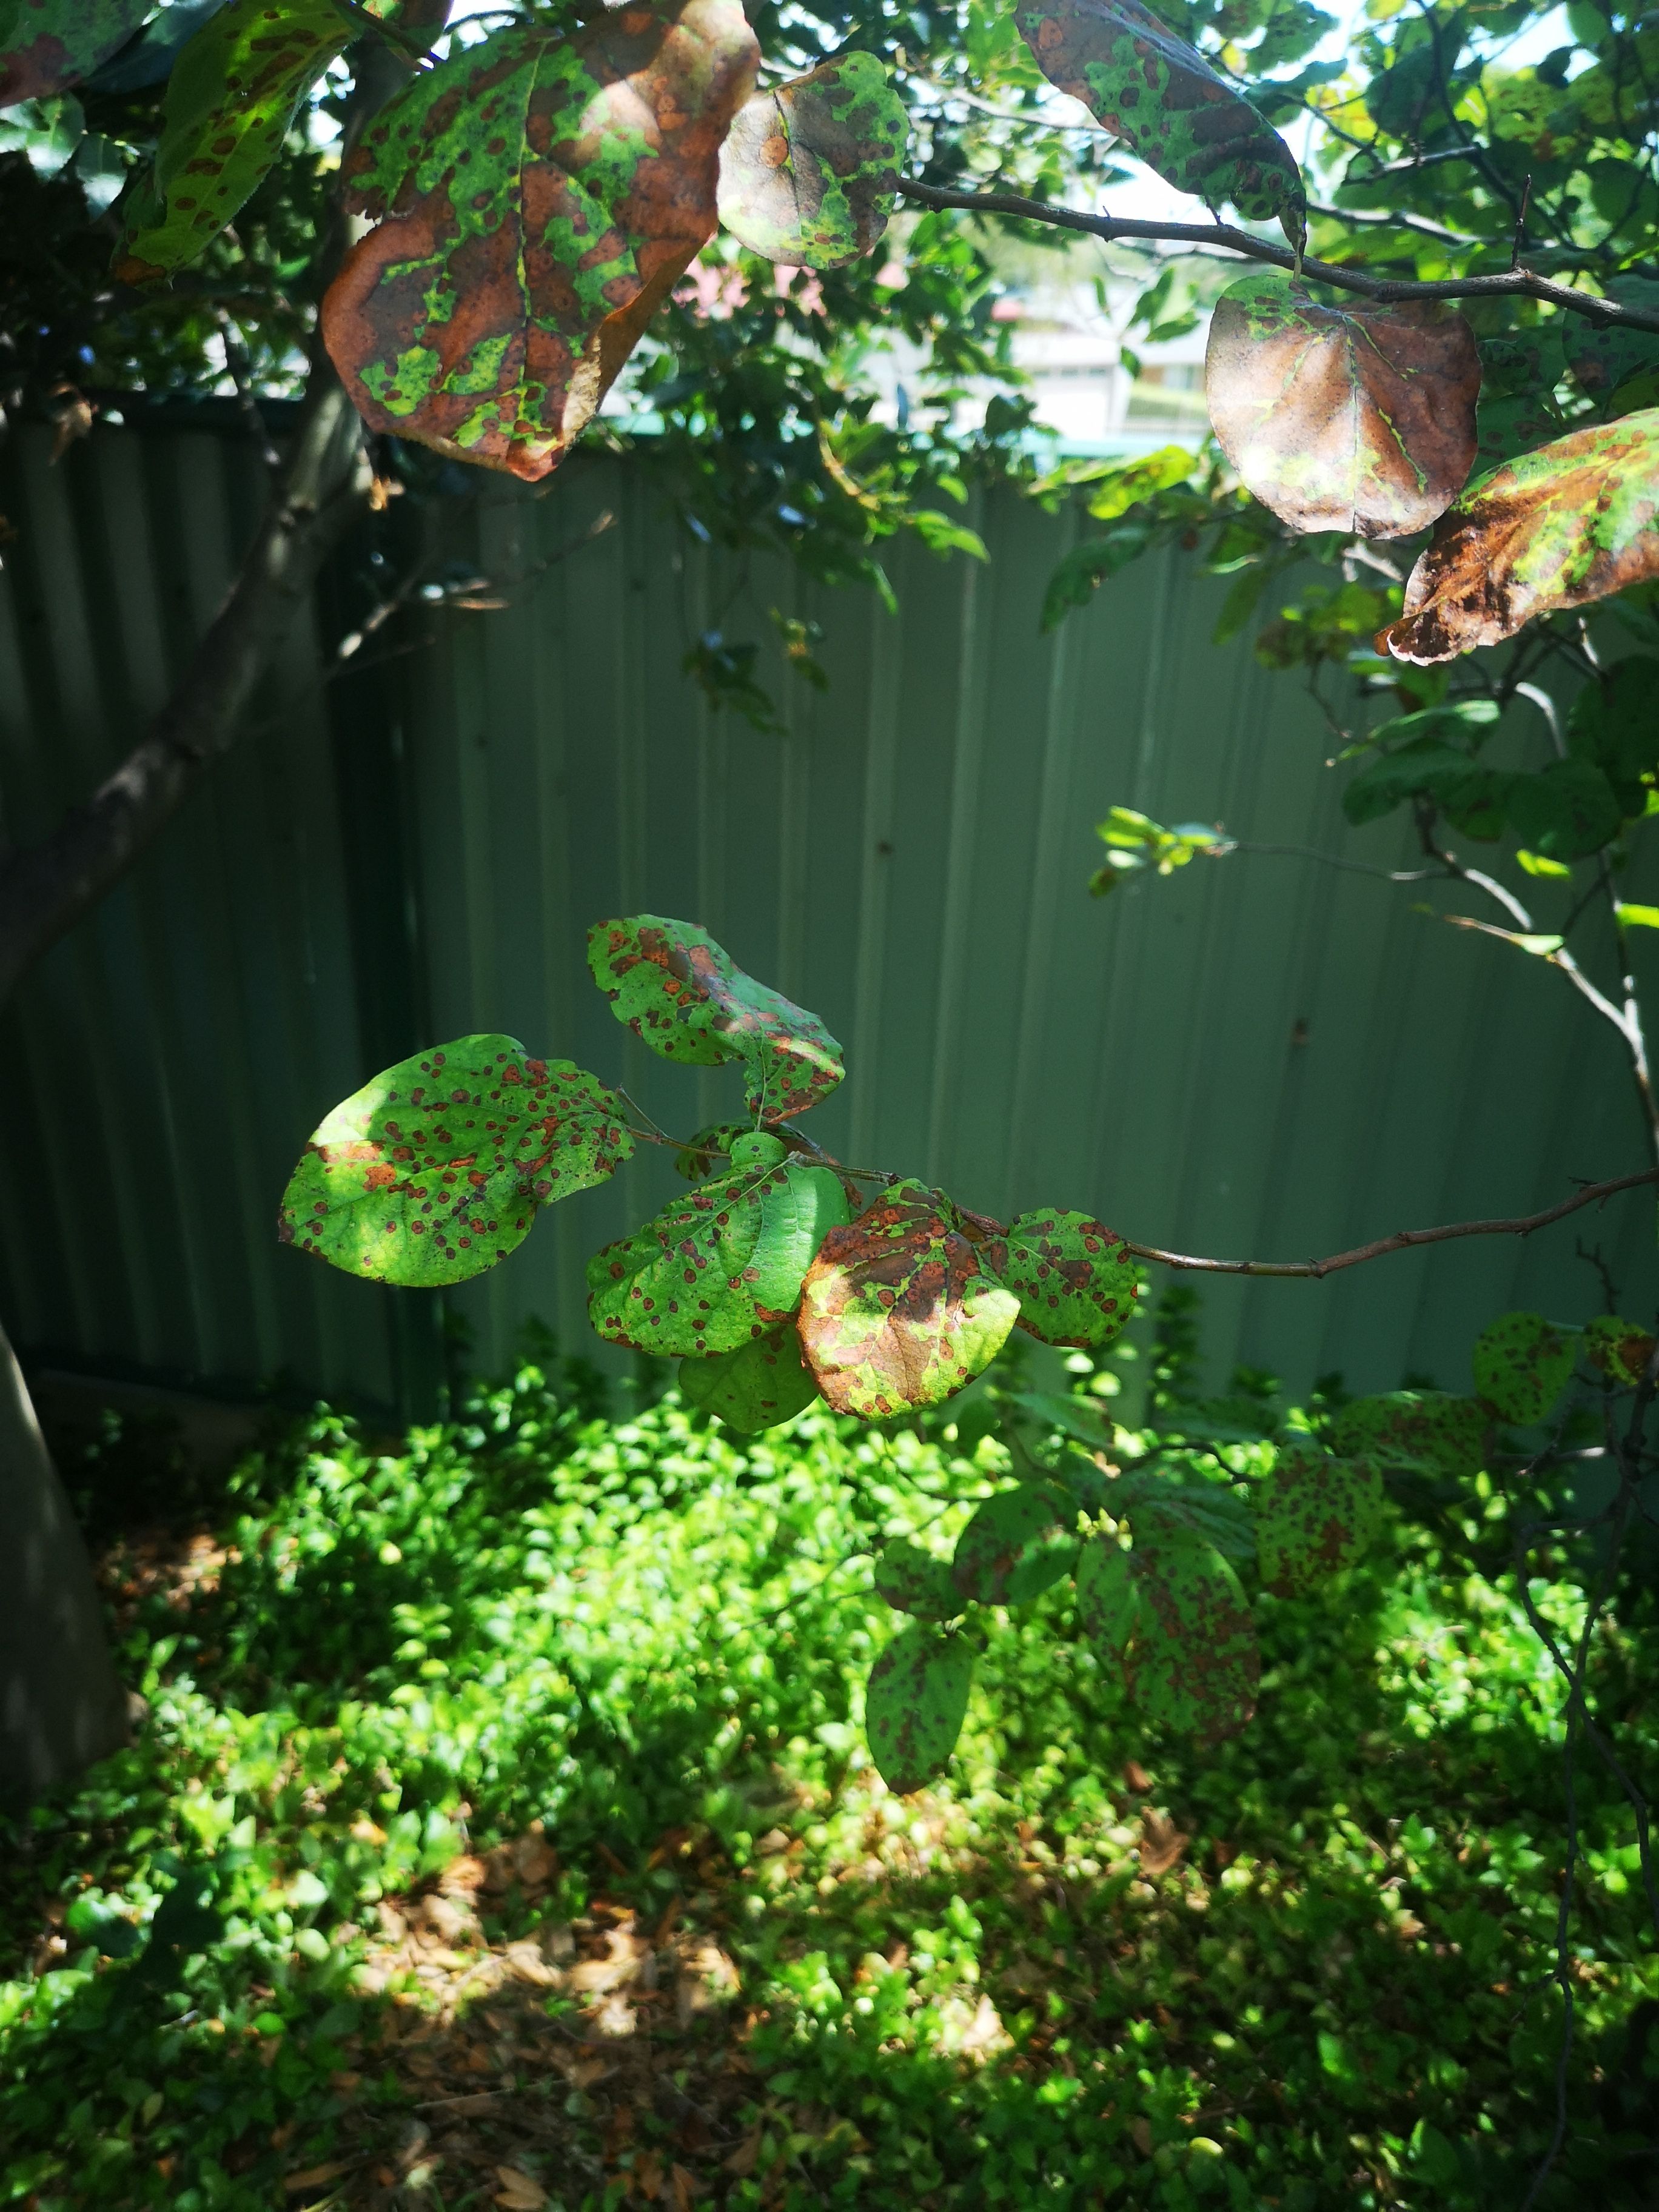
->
(4, 1314, 1656, 2211)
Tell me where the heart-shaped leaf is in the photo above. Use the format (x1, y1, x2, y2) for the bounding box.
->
(589, 914, 843, 1120)
(1015, 0, 1305, 233)
(112, 0, 352, 284)
(1076, 1518, 1259, 1741)
(717, 49, 907, 269)
(323, 2, 759, 481)
(1329, 1390, 1486, 1480)
(1472, 1310, 1577, 1426)
(1381, 408, 1659, 664)
(1585, 1314, 1657, 1387)
(1205, 274, 1480, 538)
(588, 1133, 848, 1357)
(0, 0, 149, 105)
(678, 1319, 820, 1432)
(280, 1037, 632, 1287)
(951, 1485, 1078, 1606)
(797, 1182, 1021, 1418)
(863, 1623, 974, 1794)
(873, 1539, 964, 1621)
(981, 1210, 1142, 1349)
(1255, 1436, 1384, 1597)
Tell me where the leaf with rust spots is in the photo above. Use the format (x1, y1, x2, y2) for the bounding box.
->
(1014, 0, 1304, 235)
(1564, 279, 1659, 408)
(1381, 408, 1659, 664)
(678, 1319, 821, 1432)
(1330, 1390, 1487, 1480)
(1255, 1436, 1383, 1597)
(951, 1484, 1078, 1606)
(588, 1131, 847, 1358)
(589, 914, 842, 1121)
(873, 1538, 964, 1622)
(864, 1623, 973, 1794)
(0, 0, 149, 106)
(1078, 1519, 1258, 1741)
(674, 1120, 750, 1181)
(1076, 1532, 1138, 1654)
(717, 50, 907, 268)
(981, 1209, 1142, 1350)
(323, 2, 759, 481)
(1471, 1310, 1577, 1426)
(1205, 273, 1480, 538)
(797, 1181, 1020, 1418)
(1586, 1313, 1657, 1387)
(112, 0, 354, 284)
(280, 1036, 632, 1287)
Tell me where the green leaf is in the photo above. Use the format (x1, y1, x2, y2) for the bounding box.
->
(1585, 1314, 1657, 1387)
(1330, 1390, 1486, 1479)
(1079, 1517, 1259, 1740)
(1041, 516, 1158, 630)
(1082, 444, 1199, 521)
(950, 1484, 1078, 1607)
(1517, 848, 1573, 879)
(1206, 273, 1479, 537)
(1564, 278, 1659, 407)
(797, 1182, 1020, 1417)
(64, 1893, 142, 1959)
(1014, 0, 1305, 233)
(588, 1138, 848, 1357)
(589, 914, 843, 1121)
(280, 1037, 632, 1287)
(1342, 737, 1481, 826)
(1116, 1472, 1256, 1561)
(1506, 759, 1622, 861)
(1013, 1389, 1113, 1452)
(112, 0, 352, 283)
(677, 1320, 821, 1432)
(1618, 902, 1659, 929)
(1473, 328, 1572, 471)
(1568, 657, 1659, 814)
(1255, 1436, 1384, 1596)
(322, 5, 760, 481)
(981, 1210, 1142, 1349)
(863, 1623, 973, 1794)
(716, 50, 907, 268)
(1472, 1310, 1577, 1425)
(873, 1539, 965, 1622)
(1383, 408, 1659, 664)
(0, 0, 149, 105)
(1076, 1532, 1138, 1653)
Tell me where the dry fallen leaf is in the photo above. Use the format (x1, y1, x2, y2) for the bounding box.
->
(284, 2160, 352, 2194)
(494, 2164, 548, 2211)
(1131, 2117, 1154, 2157)
(1138, 1811, 1190, 1879)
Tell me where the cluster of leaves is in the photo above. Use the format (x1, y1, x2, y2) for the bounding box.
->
(5, 1339, 1659, 2208)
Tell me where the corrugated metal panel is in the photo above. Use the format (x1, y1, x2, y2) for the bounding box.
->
(2, 419, 1655, 1412)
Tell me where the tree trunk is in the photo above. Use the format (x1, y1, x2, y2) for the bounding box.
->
(0, 1312, 130, 1810)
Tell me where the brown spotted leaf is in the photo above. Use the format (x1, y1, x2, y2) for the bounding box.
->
(1586, 1314, 1657, 1387)
(1121, 1513, 1259, 1743)
(677, 1319, 821, 1432)
(1471, 1310, 1576, 1426)
(587, 1130, 848, 1358)
(1381, 408, 1659, 664)
(796, 1182, 1021, 1418)
(981, 1208, 1142, 1349)
(951, 1483, 1078, 1606)
(1205, 273, 1480, 538)
(1330, 1390, 1487, 1480)
(873, 1539, 964, 1622)
(279, 1036, 632, 1287)
(1255, 1436, 1384, 1597)
(0, 0, 149, 106)
(1015, 0, 1304, 234)
(589, 914, 843, 1120)
(863, 1623, 973, 1794)
(322, 2, 759, 482)
(716, 50, 907, 268)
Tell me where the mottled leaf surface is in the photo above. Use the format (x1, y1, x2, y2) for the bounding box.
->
(1077, 1519, 1259, 1740)
(1205, 274, 1479, 538)
(873, 1539, 964, 1621)
(1255, 1436, 1383, 1596)
(113, 0, 350, 283)
(1015, 0, 1304, 231)
(323, 2, 759, 481)
(0, 0, 149, 106)
(717, 50, 906, 268)
(1118, 1472, 1255, 1561)
(982, 1209, 1141, 1349)
(864, 1624, 973, 1794)
(1586, 1314, 1657, 1387)
(1382, 408, 1659, 663)
(951, 1485, 1077, 1606)
(677, 1320, 820, 1432)
(1076, 1533, 1138, 1653)
(674, 1121, 750, 1180)
(280, 1036, 632, 1287)
(1472, 1310, 1575, 1425)
(588, 1133, 847, 1356)
(797, 1182, 1020, 1418)
(1331, 1390, 1487, 1479)
(589, 914, 842, 1119)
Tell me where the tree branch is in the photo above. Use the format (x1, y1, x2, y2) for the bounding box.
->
(1122, 1167, 1659, 1279)
(896, 181, 1659, 333)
